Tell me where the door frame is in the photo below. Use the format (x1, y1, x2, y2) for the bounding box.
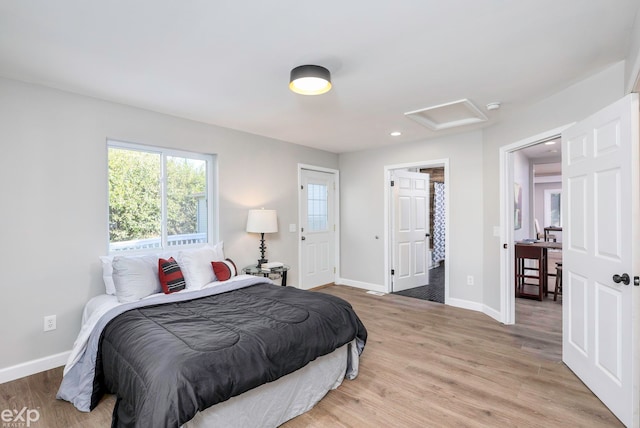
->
(384, 159, 449, 299)
(297, 164, 340, 288)
(498, 124, 572, 324)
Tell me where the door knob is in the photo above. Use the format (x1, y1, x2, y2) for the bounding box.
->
(612, 273, 630, 285)
(301, 236, 306, 241)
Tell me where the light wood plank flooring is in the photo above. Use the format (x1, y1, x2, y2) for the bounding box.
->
(0, 285, 620, 427)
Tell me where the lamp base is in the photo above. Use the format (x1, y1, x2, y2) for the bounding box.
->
(257, 233, 268, 268)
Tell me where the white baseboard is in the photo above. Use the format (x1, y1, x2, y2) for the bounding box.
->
(447, 297, 484, 312)
(335, 277, 387, 294)
(446, 298, 503, 323)
(337, 280, 503, 324)
(0, 351, 70, 384)
(482, 304, 502, 323)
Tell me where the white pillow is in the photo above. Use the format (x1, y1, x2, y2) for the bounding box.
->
(99, 255, 116, 295)
(100, 250, 182, 295)
(112, 255, 162, 303)
(178, 242, 225, 289)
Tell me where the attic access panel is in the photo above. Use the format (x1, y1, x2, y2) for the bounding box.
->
(405, 99, 488, 131)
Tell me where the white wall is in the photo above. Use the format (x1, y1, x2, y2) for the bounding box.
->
(481, 61, 627, 311)
(339, 131, 484, 304)
(0, 77, 338, 371)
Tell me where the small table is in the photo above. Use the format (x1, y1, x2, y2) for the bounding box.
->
(242, 264, 290, 286)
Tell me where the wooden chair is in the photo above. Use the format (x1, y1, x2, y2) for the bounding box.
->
(515, 244, 547, 301)
(553, 262, 563, 301)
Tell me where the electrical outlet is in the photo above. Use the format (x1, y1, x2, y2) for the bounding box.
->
(44, 315, 56, 332)
(466, 275, 474, 286)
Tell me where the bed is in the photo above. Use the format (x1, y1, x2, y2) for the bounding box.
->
(57, 245, 367, 428)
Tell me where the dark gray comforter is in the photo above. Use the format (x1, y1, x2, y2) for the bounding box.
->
(90, 282, 367, 427)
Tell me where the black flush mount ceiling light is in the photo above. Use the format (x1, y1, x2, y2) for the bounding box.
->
(289, 65, 332, 95)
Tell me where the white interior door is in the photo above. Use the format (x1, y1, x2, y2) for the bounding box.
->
(392, 170, 430, 292)
(562, 93, 639, 427)
(300, 169, 336, 289)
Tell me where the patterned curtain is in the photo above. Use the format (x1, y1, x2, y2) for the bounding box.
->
(432, 182, 446, 264)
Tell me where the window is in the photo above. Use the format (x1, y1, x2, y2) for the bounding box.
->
(307, 183, 328, 231)
(544, 188, 562, 227)
(107, 140, 215, 252)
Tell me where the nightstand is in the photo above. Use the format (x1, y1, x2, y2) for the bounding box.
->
(242, 264, 290, 286)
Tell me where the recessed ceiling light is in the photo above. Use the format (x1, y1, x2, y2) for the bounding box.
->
(545, 141, 556, 145)
(390, 131, 402, 137)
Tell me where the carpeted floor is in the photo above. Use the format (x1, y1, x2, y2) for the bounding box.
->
(392, 263, 445, 303)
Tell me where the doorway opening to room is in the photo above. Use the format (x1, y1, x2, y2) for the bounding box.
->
(384, 160, 449, 304)
(510, 136, 563, 360)
(499, 127, 567, 326)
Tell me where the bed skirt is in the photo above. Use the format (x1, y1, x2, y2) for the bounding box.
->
(182, 339, 359, 428)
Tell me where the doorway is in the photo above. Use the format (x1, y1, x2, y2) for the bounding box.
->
(498, 125, 570, 325)
(510, 136, 564, 360)
(384, 159, 449, 304)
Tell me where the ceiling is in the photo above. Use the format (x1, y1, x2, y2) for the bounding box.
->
(1, 1, 638, 154)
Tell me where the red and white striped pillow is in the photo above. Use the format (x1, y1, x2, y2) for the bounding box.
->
(211, 258, 238, 281)
(158, 257, 186, 294)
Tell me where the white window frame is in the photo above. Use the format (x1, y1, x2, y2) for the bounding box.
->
(107, 139, 218, 254)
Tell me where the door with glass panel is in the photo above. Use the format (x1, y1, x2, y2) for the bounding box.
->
(300, 169, 336, 289)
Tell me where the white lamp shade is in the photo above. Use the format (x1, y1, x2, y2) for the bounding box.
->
(246, 209, 278, 233)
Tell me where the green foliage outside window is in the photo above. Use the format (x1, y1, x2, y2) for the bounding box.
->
(109, 148, 161, 242)
(108, 147, 207, 245)
(166, 155, 206, 236)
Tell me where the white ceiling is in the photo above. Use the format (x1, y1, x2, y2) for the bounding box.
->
(520, 137, 561, 159)
(1, 1, 638, 153)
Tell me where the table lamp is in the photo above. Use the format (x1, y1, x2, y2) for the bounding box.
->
(246, 209, 278, 267)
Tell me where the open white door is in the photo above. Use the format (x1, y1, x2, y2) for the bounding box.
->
(391, 170, 430, 292)
(562, 93, 639, 427)
(300, 169, 336, 289)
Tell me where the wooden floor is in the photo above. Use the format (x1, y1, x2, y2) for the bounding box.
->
(0, 285, 621, 427)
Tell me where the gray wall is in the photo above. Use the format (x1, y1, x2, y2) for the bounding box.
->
(338, 61, 627, 314)
(481, 61, 626, 311)
(625, 10, 640, 92)
(339, 131, 484, 303)
(0, 77, 338, 370)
